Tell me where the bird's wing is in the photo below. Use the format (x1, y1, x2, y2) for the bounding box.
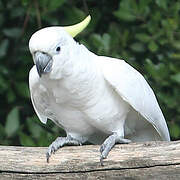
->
(29, 66, 48, 124)
(96, 56, 170, 141)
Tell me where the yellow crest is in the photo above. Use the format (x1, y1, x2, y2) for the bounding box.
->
(64, 15, 91, 37)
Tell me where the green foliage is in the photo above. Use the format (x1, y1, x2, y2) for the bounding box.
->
(5, 107, 20, 137)
(0, 0, 179, 146)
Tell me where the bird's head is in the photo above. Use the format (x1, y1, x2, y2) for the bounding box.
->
(29, 15, 91, 78)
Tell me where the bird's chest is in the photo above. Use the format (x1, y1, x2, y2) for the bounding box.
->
(40, 75, 129, 135)
(39, 80, 98, 135)
(54, 82, 129, 133)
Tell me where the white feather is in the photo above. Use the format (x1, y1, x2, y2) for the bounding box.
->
(29, 27, 170, 144)
(95, 56, 170, 141)
(29, 66, 47, 124)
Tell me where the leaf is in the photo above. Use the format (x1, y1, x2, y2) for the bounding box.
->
(3, 28, 21, 38)
(15, 82, 30, 98)
(5, 107, 20, 137)
(90, 34, 103, 48)
(172, 41, 180, 50)
(10, 7, 25, 18)
(26, 116, 44, 138)
(19, 132, 35, 146)
(145, 59, 158, 78)
(0, 39, 9, 58)
(7, 89, 16, 103)
(48, 0, 65, 12)
(157, 92, 177, 109)
(130, 42, 145, 52)
(21, 0, 28, 6)
(64, 7, 85, 23)
(102, 33, 111, 53)
(155, 0, 168, 10)
(159, 38, 168, 45)
(171, 73, 180, 83)
(139, 0, 151, 13)
(0, 75, 8, 91)
(135, 33, 151, 43)
(171, 53, 180, 59)
(170, 124, 180, 139)
(114, 0, 138, 22)
(145, 59, 169, 82)
(114, 10, 136, 22)
(148, 41, 158, 52)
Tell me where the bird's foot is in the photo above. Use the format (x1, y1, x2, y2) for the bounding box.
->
(100, 133, 131, 166)
(46, 135, 82, 163)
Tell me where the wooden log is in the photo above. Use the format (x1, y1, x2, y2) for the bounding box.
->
(0, 141, 180, 179)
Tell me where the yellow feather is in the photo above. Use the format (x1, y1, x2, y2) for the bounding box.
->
(64, 15, 91, 37)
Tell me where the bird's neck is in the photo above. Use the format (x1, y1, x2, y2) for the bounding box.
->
(59, 44, 105, 108)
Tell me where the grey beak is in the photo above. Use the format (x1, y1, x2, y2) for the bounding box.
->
(34, 51, 52, 77)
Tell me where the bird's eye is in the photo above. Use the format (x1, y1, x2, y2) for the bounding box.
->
(56, 46, 61, 52)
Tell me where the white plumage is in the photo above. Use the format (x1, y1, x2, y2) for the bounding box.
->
(29, 26, 170, 164)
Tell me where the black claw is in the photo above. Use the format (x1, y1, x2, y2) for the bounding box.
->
(100, 156, 105, 166)
(46, 153, 50, 163)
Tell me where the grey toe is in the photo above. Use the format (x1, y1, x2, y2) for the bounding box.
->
(46, 136, 82, 163)
(99, 133, 131, 166)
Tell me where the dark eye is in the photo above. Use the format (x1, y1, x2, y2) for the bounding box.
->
(56, 46, 61, 52)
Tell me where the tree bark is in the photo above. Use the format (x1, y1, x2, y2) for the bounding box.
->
(0, 141, 180, 179)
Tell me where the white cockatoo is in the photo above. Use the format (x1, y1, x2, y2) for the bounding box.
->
(29, 15, 170, 165)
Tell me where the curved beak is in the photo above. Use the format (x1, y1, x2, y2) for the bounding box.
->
(34, 51, 52, 77)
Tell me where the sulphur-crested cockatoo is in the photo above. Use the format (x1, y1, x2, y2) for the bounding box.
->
(29, 15, 170, 165)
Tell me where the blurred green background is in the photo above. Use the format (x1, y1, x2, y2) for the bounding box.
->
(0, 0, 179, 146)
